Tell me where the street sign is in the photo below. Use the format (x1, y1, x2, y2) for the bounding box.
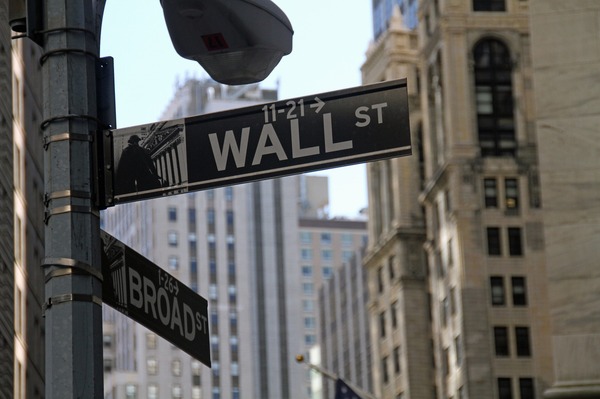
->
(108, 79, 411, 205)
(100, 230, 211, 367)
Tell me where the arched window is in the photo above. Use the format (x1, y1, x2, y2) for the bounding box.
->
(473, 39, 515, 157)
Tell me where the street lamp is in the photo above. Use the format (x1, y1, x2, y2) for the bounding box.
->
(8, 0, 293, 397)
(161, 0, 293, 85)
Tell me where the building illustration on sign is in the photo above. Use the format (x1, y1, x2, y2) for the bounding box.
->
(113, 120, 187, 195)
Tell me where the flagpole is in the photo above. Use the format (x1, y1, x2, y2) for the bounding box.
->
(295, 354, 378, 399)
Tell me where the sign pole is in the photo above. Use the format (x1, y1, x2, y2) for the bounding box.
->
(42, 0, 104, 397)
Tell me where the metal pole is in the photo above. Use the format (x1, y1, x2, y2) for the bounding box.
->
(42, 1, 104, 397)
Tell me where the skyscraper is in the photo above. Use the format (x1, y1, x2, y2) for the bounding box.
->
(1, 5, 45, 398)
(372, 0, 419, 38)
(102, 78, 369, 399)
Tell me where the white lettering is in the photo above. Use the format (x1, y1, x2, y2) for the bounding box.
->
(355, 103, 389, 127)
(183, 303, 196, 341)
(208, 128, 250, 171)
(157, 287, 171, 326)
(170, 296, 184, 336)
(372, 102, 388, 123)
(291, 119, 319, 158)
(252, 123, 288, 165)
(324, 113, 352, 153)
(196, 312, 209, 334)
(143, 276, 157, 319)
(355, 106, 370, 127)
(129, 268, 143, 309)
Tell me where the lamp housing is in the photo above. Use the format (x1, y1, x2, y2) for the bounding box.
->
(161, 0, 293, 85)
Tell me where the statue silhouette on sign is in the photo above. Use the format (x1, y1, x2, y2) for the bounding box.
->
(115, 135, 162, 195)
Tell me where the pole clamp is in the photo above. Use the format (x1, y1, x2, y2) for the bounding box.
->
(43, 132, 94, 150)
(44, 205, 99, 224)
(44, 190, 91, 206)
(42, 257, 103, 283)
(43, 294, 102, 313)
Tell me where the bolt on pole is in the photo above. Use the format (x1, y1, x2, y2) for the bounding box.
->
(42, 0, 104, 397)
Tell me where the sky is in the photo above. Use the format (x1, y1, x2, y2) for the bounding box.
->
(100, 1, 373, 218)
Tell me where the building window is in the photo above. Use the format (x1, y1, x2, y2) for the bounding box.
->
(168, 206, 177, 221)
(146, 333, 157, 349)
(505, 178, 519, 210)
(168, 256, 179, 270)
(168, 231, 178, 247)
(393, 346, 401, 374)
(321, 249, 333, 262)
(341, 233, 353, 247)
(172, 384, 183, 398)
(379, 311, 386, 338)
(225, 186, 233, 201)
(494, 326, 509, 356)
(473, 39, 515, 157)
(303, 283, 314, 295)
(515, 326, 531, 357)
(519, 378, 535, 399)
(322, 266, 333, 279)
(300, 231, 312, 243)
(320, 232, 332, 245)
(304, 317, 316, 329)
(442, 347, 450, 376)
(302, 265, 313, 278)
(171, 359, 181, 376)
(147, 358, 158, 375)
(473, 0, 506, 11)
(377, 267, 384, 293)
(148, 384, 159, 399)
(441, 297, 449, 327)
(388, 255, 396, 280)
(484, 178, 498, 207)
(209, 284, 218, 300)
(508, 227, 523, 256)
(455, 335, 463, 366)
(511, 277, 527, 306)
(487, 227, 502, 256)
(497, 378, 513, 399)
(228, 285, 237, 302)
(125, 384, 137, 399)
(391, 301, 398, 329)
(188, 208, 196, 224)
(303, 299, 314, 312)
(301, 249, 312, 261)
(382, 356, 389, 384)
(305, 334, 316, 345)
(231, 362, 239, 376)
(490, 276, 506, 306)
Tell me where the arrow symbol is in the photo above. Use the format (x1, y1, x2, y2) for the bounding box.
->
(310, 97, 325, 114)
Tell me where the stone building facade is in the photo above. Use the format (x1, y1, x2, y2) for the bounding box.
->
(362, 1, 562, 398)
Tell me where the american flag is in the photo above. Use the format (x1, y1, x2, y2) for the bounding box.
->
(335, 378, 362, 399)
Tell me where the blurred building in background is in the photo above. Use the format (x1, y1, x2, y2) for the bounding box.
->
(318, 246, 372, 399)
(0, 4, 45, 399)
(102, 79, 369, 399)
(363, 0, 600, 398)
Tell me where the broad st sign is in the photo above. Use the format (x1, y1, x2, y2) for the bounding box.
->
(100, 230, 211, 367)
(109, 79, 411, 204)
